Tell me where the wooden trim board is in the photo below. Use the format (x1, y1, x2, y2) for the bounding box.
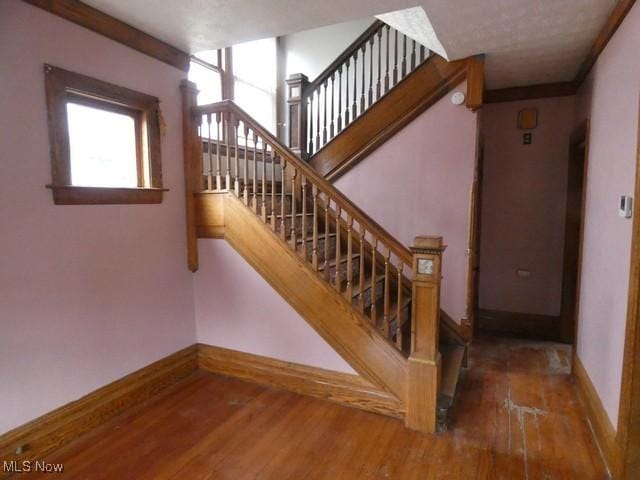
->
(22, 0, 190, 71)
(198, 343, 404, 419)
(0, 345, 197, 479)
(485, 82, 577, 104)
(572, 353, 619, 477)
(574, 0, 637, 87)
(476, 308, 564, 342)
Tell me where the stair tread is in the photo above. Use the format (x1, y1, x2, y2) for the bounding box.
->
(296, 232, 337, 244)
(318, 253, 361, 271)
(347, 273, 385, 297)
(438, 344, 466, 407)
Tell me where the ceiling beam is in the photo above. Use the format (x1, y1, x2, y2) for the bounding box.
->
(484, 82, 576, 104)
(22, 0, 191, 72)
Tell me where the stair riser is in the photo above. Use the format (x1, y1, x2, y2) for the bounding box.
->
(297, 236, 338, 264)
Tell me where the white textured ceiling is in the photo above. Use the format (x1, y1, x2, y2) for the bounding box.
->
(82, 0, 618, 89)
(417, 0, 617, 89)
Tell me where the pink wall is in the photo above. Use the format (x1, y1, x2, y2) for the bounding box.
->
(194, 241, 355, 373)
(0, 1, 195, 434)
(573, 2, 640, 428)
(334, 82, 477, 323)
(479, 97, 575, 316)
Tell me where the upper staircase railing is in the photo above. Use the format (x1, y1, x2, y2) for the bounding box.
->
(286, 20, 431, 159)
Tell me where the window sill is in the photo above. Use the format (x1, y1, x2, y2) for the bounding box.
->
(46, 185, 168, 205)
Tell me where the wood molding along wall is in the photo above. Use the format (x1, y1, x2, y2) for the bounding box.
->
(476, 308, 563, 342)
(198, 343, 404, 418)
(0, 346, 198, 479)
(22, 0, 191, 71)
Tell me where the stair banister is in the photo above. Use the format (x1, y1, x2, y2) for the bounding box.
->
(193, 99, 413, 267)
(406, 236, 445, 432)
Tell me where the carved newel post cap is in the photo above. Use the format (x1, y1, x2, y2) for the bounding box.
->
(410, 236, 446, 254)
(286, 73, 309, 83)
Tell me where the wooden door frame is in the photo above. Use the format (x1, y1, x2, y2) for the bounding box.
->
(558, 119, 590, 344)
(617, 99, 640, 478)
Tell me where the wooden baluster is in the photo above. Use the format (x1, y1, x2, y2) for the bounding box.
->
(323, 196, 330, 281)
(315, 88, 320, 150)
(384, 25, 390, 93)
(308, 95, 314, 154)
(224, 112, 231, 189)
(360, 44, 366, 113)
(329, 74, 335, 139)
(243, 124, 249, 205)
(346, 215, 353, 300)
(252, 130, 257, 212)
(393, 29, 398, 86)
(383, 248, 391, 336)
(301, 176, 307, 260)
(376, 29, 382, 101)
(337, 67, 343, 132)
(280, 158, 286, 241)
(411, 39, 416, 71)
(352, 51, 358, 119)
(261, 141, 267, 221)
(402, 35, 407, 78)
(206, 113, 213, 190)
(312, 184, 319, 270)
(233, 117, 240, 196)
(396, 262, 403, 349)
(322, 81, 328, 145)
(334, 206, 342, 291)
(358, 225, 365, 312)
(420, 45, 426, 63)
(344, 58, 350, 126)
(368, 38, 373, 107)
(370, 238, 377, 325)
(270, 153, 277, 229)
(215, 112, 222, 190)
(290, 168, 297, 248)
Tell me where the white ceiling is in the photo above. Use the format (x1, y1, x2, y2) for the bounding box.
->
(82, 0, 618, 89)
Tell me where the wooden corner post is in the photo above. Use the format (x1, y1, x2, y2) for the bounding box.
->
(180, 80, 202, 272)
(406, 236, 446, 433)
(286, 73, 309, 159)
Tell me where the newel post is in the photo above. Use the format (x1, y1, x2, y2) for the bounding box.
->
(180, 80, 202, 272)
(405, 236, 446, 433)
(286, 73, 309, 160)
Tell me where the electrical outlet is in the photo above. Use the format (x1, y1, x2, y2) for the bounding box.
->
(516, 269, 531, 278)
(523, 133, 532, 145)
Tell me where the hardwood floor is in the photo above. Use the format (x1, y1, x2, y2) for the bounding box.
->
(24, 336, 607, 479)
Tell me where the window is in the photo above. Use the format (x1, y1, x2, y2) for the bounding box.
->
(44, 64, 165, 204)
(233, 38, 277, 134)
(189, 52, 223, 106)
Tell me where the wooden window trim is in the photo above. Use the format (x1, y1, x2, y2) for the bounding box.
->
(44, 64, 167, 205)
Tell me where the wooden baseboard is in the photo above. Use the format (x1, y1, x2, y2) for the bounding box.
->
(0, 345, 197, 477)
(572, 353, 621, 477)
(477, 308, 563, 342)
(197, 343, 405, 419)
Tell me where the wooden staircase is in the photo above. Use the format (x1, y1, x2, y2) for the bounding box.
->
(286, 20, 484, 181)
(180, 90, 470, 432)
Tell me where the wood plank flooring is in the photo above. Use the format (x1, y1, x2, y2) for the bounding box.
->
(24, 336, 607, 479)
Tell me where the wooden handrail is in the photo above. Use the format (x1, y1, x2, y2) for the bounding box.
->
(305, 20, 384, 96)
(193, 99, 412, 266)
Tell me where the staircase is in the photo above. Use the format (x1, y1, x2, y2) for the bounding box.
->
(286, 20, 484, 180)
(180, 21, 475, 433)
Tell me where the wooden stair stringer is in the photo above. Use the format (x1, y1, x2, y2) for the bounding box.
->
(219, 193, 409, 406)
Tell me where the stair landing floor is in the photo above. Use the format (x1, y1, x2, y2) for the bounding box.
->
(27, 336, 606, 479)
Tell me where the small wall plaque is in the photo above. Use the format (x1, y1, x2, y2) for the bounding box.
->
(518, 108, 538, 130)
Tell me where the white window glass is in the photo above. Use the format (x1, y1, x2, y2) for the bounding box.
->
(233, 38, 277, 134)
(66, 102, 138, 187)
(188, 60, 223, 106)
